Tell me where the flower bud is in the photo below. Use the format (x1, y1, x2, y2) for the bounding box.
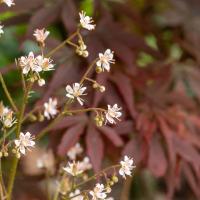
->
(99, 86, 106, 93)
(106, 187, 112, 193)
(29, 114, 37, 122)
(38, 112, 44, 122)
(112, 176, 118, 183)
(38, 79, 45, 87)
(16, 153, 21, 159)
(3, 152, 8, 157)
(12, 149, 17, 154)
(95, 66, 102, 73)
(92, 82, 98, 89)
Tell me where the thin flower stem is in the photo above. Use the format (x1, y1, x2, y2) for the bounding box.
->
(75, 164, 120, 189)
(36, 113, 63, 140)
(0, 158, 6, 198)
(45, 171, 51, 200)
(7, 82, 32, 200)
(66, 40, 78, 48)
(63, 107, 106, 115)
(16, 60, 26, 93)
(80, 58, 98, 84)
(85, 77, 96, 84)
(46, 31, 78, 57)
(53, 174, 67, 200)
(0, 72, 18, 113)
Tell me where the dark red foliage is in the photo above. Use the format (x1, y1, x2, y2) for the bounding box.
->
(1, 0, 200, 198)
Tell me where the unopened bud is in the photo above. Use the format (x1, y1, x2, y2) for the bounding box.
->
(112, 176, 118, 183)
(38, 79, 45, 87)
(38, 113, 44, 122)
(92, 82, 98, 89)
(12, 149, 17, 154)
(96, 66, 102, 73)
(16, 153, 21, 159)
(99, 86, 106, 93)
(3, 152, 8, 157)
(29, 114, 37, 122)
(106, 187, 112, 193)
(82, 51, 89, 58)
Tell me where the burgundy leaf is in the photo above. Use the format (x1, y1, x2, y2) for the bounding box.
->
(148, 136, 167, 177)
(86, 124, 104, 172)
(114, 120, 134, 135)
(26, 5, 61, 38)
(51, 115, 88, 131)
(61, 0, 77, 33)
(111, 72, 137, 119)
(182, 162, 200, 198)
(98, 126, 124, 147)
(57, 123, 85, 156)
(122, 137, 142, 165)
(173, 135, 200, 169)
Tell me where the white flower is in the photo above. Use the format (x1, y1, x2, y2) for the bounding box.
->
(33, 28, 49, 45)
(96, 49, 115, 72)
(66, 83, 87, 106)
(0, 25, 4, 36)
(89, 184, 107, 200)
(63, 161, 83, 176)
(0, 103, 16, 128)
(14, 132, 35, 155)
(119, 156, 135, 179)
(79, 11, 95, 30)
(19, 52, 42, 75)
(105, 104, 122, 124)
(79, 157, 92, 171)
(35, 55, 54, 71)
(44, 98, 58, 120)
(2, 0, 15, 7)
(67, 143, 83, 160)
(69, 189, 84, 200)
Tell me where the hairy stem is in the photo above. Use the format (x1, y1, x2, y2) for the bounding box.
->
(80, 58, 98, 84)
(7, 82, 32, 200)
(46, 31, 78, 57)
(63, 107, 106, 115)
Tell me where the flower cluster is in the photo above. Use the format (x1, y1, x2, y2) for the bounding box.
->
(76, 39, 89, 58)
(90, 183, 108, 200)
(33, 28, 49, 47)
(13, 132, 35, 158)
(18, 52, 54, 86)
(119, 156, 136, 179)
(79, 11, 95, 30)
(96, 49, 115, 73)
(67, 143, 83, 160)
(44, 98, 58, 120)
(0, 102, 16, 128)
(87, 156, 135, 200)
(63, 143, 92, 176)
(66, 83, 87, 106)
(1, 0, 14, 7)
